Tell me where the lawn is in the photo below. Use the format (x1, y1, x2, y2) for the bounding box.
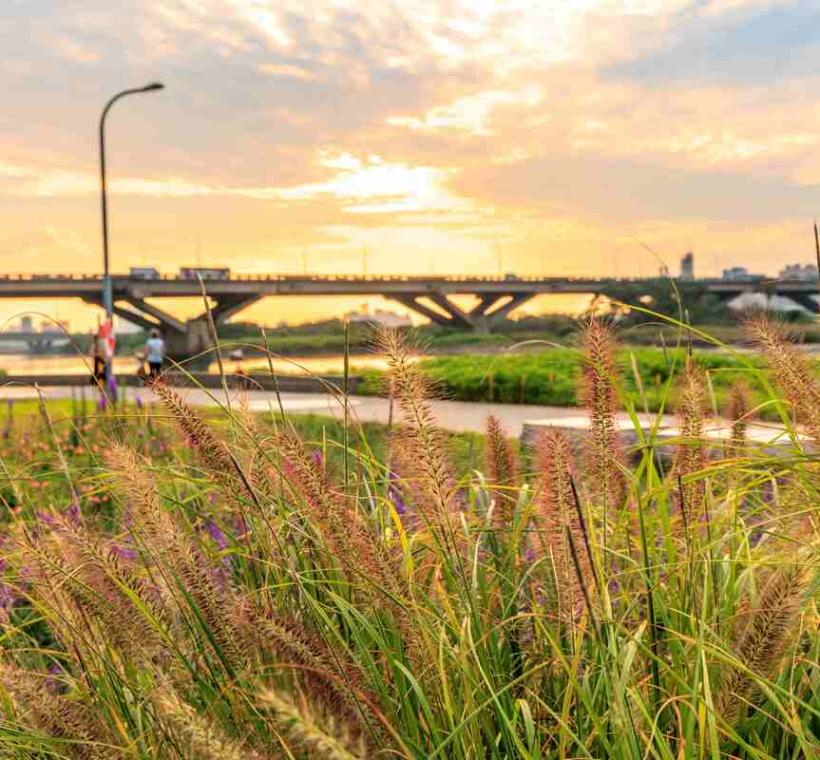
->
(358, 345, 782, 416)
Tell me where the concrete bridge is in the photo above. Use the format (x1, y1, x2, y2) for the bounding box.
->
(0, 272, 816, 359)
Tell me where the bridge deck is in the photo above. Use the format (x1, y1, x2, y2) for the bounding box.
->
(0, 273, 813, 299)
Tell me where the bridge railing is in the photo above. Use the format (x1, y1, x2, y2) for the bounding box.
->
(3, 273, 807, 286)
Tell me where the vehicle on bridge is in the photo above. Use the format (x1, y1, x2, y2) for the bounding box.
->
(130, 267, 161, 280)
(179, 267, 231, 281)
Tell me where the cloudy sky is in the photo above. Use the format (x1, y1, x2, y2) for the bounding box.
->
(2, 0, 820, 328)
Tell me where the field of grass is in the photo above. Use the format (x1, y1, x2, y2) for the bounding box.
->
(357, 345, 793, 417)
(0, 317, 817, 758)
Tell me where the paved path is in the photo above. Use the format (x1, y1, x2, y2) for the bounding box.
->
(3, 384, 793, 445)
(0, 383, 678, 437)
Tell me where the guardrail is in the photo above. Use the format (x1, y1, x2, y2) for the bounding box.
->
(0, 273, 787, 284)
(1, 273, 817, 287)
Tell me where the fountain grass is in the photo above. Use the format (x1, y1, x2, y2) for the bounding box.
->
(0, 316, 816, 758)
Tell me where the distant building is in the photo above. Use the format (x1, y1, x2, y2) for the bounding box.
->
(19, 316, 33, 333)
(778, 263, 818, 281)
(721, 266, 762, 282)
(680, 252, 694, 281)
(346, 305, 412, 328)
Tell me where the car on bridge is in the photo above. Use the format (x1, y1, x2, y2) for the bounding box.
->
(130, 267, 161, 280)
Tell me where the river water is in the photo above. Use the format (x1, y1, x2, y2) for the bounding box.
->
(0, 352, 394, 376)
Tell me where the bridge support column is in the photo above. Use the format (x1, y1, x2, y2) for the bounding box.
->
(163, 319, 213, 366)
(468, 292, 535, 331)
(209, 294, 262, 322)
(784, 292, 819, 314)
(390, 294, 462, 328)
(426, 293, 475, 330)
(391, 291, 535, 331)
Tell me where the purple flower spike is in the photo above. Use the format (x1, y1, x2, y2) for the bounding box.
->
(135, 395, 143, 410)
(107, 374, 119, 402)
(205, 519, 229, 550)
(109, 543, 137, 561)
(0, 581, 14, 624)
(36, 510, 57, 528)
(311, 449, 324, 468)
(97, 394, 107, 412)
(387, 470, 408, 515)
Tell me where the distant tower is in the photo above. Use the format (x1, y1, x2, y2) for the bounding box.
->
(680, 251, 694, 281)
(20, 316, 33, 333)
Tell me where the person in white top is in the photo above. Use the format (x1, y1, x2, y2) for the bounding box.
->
(145, 328, 165, 380)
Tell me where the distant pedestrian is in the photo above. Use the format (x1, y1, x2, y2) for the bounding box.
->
(145, 328, 165, 380)
(90, 324, 106, 390)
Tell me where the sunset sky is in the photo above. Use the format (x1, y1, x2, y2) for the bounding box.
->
(3, 0, 820, 330)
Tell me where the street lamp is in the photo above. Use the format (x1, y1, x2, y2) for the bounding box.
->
(99, 82, 164, 382)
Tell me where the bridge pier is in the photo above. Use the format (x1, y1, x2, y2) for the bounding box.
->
(784, 292, 819, 314)
(164, 319, 213, 366)
(390, 291, 534, 331)
(471, 293, 534, 324)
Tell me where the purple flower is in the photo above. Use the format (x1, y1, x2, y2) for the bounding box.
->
(109, 543, 137, 561)
(67, 501, 81, 525)
(97, 394, 107, 412)
(106, 374, 119, 402)
(36, 510, 57, 528)
(387, 481, 408, 515)
(387, 471, 407, 515)
(205, 519, 229, 550)
(311, 449, 324, 469)
(135, 395, 143, 410)
(0, 581, 14, 624)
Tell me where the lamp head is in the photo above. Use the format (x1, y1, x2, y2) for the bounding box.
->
(142, 82, 165, 92)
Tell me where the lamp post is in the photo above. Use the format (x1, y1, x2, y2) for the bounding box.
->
(99, 82, 164, 382)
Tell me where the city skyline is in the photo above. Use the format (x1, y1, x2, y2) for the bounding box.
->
(3, 1, 820, 328)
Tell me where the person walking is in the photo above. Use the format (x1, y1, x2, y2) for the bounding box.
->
(145, 328, 165, 380)
(90, 323, 107, 390)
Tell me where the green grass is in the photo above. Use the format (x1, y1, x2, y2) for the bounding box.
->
(357, 346, 783, 415)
